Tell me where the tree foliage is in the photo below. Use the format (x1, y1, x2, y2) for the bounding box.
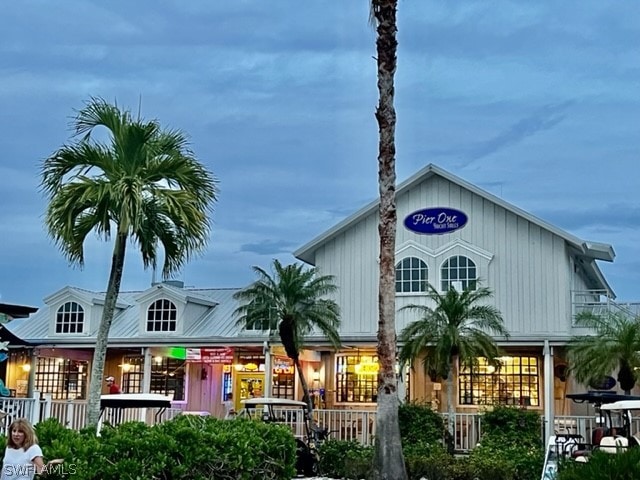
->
(567, 310, 640, 394)
(234, 260, 341, 413)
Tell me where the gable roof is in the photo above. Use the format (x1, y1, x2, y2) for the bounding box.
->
(294, 163, 615, 294)
(4, 287, 246, 347)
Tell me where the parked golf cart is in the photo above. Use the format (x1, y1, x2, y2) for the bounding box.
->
(97, 393, 173, 434)
(541, 391, 640, 480)
(237, 397, 328, 476)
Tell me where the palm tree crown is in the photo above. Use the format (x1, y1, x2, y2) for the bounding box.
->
(399, 284, 509, 377)
(568, 310, 640, 394)
(234, 260, 341, 413)
(41, 97, 217, 276)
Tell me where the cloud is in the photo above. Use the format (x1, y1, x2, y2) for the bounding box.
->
(239, 240, 297, 255)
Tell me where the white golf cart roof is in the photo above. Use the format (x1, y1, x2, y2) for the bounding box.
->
(100, 393, 173, 409)
(601, 400, 640, 411)
(240, 397, 307, 408)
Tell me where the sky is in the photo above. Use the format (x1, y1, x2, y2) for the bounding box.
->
(1, 1, 639, 308)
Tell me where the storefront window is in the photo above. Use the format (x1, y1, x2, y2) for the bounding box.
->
(459, 356, 539, 406)
(34, 358, 88, 400)
(336, 354, 378, 403)
(122, 355, 144, 393)
(151, 357, 185, 400)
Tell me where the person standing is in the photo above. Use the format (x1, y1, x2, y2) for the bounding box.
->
(1, 418, 62, 480)
(105, 376, 121, 394)
(223, 393, 236, 419)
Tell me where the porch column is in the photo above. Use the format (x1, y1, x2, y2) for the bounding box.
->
(263, 341, 272, 398)
(27, 349, 37, 398)
(142, 348, 152, 393)
(543, 340, 555, 443)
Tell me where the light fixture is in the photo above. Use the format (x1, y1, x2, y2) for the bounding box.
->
(121, 363, 132, 372)
(21, 363, 31, 372)
(154, 356, 163, 364)
(312, 370, 320, 382)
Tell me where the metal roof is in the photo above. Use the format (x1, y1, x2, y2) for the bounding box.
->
(5, 285, 245, 347)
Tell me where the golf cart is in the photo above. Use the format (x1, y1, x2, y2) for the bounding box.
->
(238, 397, 328, 476)
(97, 393, 173, 434)
(541, 391, 640, 479)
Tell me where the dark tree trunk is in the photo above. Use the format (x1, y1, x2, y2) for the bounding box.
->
(372, 1, 407, 479)
(86, 232, 127, 427)
(279, 317, 314, 415)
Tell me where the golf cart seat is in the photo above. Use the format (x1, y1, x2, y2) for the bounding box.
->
(570, 427, 606, 458)
(599, 435, 628, 454)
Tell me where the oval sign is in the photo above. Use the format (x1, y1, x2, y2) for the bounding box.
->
(588, 376, 616, 391)
(404, 207, 468, 235)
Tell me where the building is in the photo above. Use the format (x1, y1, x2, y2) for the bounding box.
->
(3, 164, 627, 436)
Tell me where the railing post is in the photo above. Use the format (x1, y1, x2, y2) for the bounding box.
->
(65, 400, 75, 428)
(30, 391, 41, 426)
(39, 393, 52, 425)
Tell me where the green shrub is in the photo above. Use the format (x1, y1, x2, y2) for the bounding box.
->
(318, 438, 373, 479)
(30, 415, 297, 480)
(480, 406, 542, 447)
(404, 442, 453, 480)
(557, 448, 640, 480)
(399, 401, 454, 452)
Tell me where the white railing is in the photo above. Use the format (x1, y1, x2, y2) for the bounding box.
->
(13, 395, 630, 453)
(572, 290, 640, 320)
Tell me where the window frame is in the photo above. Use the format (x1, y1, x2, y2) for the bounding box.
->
(54, 301, 85, 335)
(440, 255, 477, 292)
(395, 256, 429, 294)
(146, 298, 178, 333)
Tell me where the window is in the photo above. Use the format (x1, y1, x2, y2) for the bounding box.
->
(55, 301, 84, 334)
(34, 358, 88, 400)
(122, 356, 144, 393)
(459, 356, 540, 406)
(151, 357, 185, 401)
(396, 257, 428, 293)
(336, 354, 378, 403)
(146, 299, 177, 332)
(441, 255, 477, 291)
(272, 363, 295, 400)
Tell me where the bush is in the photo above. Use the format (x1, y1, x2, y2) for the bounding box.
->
(30, 415, 297, 480)
(318, 438, 373, 479)
(557, 448, 640, 480)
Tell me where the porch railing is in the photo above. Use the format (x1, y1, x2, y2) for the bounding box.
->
(7, 395, 632, 453)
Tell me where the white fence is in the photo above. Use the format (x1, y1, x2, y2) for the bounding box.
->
(6, 395, 623, 453)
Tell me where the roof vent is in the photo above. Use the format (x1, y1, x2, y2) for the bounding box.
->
(162, 280, 184, 289)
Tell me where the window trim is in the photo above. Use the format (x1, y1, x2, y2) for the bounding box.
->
(395, 256, 429, 295)
(54, 301, 86, 335)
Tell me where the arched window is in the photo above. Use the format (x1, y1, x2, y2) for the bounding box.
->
(395, 257, 428, 293)
(55, 302, 84, 334)
(441, 255, 477, 291)
(147, 299, 177, 332)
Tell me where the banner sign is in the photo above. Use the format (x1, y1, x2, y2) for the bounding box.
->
(404, 207, 468, 235)
(186, 348, 234, 364)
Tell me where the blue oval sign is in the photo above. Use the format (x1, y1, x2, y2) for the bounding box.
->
(404, 207, 468, 235)
(589, 375, 616, 391)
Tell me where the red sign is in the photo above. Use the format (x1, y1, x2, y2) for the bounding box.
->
(200, 348, 234, 364)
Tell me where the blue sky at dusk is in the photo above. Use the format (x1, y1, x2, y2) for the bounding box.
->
(1, 1, 639, 307)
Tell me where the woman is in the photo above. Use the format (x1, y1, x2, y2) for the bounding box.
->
(1, 418, 61, 479)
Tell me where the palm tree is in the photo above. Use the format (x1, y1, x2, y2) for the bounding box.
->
(399, 284, 509, 434)
(370, 1, 407, 479)
(233, 260, 341, 415)
(41, 97, 217, 427)
(567, 310, 640, 394)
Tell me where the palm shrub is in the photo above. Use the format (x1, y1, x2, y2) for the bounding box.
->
(557, 448, 640, 480)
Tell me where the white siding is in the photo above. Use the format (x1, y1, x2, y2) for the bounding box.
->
(314, 175, 582, 342)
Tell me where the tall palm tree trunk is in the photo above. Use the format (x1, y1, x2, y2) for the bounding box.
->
(372, 1, 407, 479)
(86, 232, 127, 427)
(293, 358, 314, 417)
(447, 357, 456, 436)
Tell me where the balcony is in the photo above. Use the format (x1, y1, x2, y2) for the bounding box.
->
(571, 290, 640, 323)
